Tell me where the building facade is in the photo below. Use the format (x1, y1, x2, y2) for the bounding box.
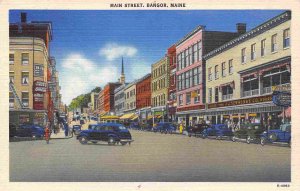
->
(136, 73, 151, 122)
(97, 90, 104, 115)
(103, 82, 122, 114)
(175, 25, 242, 126)
(124, 82, 137, 114)
(151, 57, 169, 121)
(204, 11, 291, 127)
(167, 45, 177, 122)
(90, 92, 99, 112)
(114, 83, 129, 116)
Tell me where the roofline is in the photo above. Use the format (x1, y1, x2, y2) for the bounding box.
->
(175, 25, 205, 47)
(10, 21, 53, 40)
(203, 10, 291, 60)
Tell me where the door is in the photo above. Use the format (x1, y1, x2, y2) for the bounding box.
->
(90, 125, 101, 140)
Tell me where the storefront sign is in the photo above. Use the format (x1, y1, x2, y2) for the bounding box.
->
(272, 84, 291, 92)
(177, 104, 205, 112)
(33, 80, 46, 110)
(272, 91, 291, 107)
(33, 81, 47, 93)
(207, 95, 272, 109)
(34, 64, 44, 77)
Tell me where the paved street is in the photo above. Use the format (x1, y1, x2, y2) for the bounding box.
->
(10, 130, 290, 182)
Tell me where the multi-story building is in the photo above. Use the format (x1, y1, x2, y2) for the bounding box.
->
(103, 82, 122, 114)
(203, 11, 291, 127)
(136, 73, 151, 122)
(151, 57, 169, 122)
(114, 83, 129, 116)
(167, 45, 177, 122)
(97, 90, 104, 115)
(90, 92, 99, 112)
(175, 25, 242, 126)
(124, 82, 137, 114)
(9, 12, 54, 126)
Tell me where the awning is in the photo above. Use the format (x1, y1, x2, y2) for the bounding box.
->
(147, 115, 153, 120)
(101, 115, 120, 120)
(278, 107, 291, 118)
(248, 113, 257, 117)
(120, 113, 136, 120)
(131, 114, 139, 120)
(100, 112, 107, 117)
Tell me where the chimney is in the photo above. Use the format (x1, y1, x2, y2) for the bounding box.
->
(21, 12, 27, 23)
(236, 23, 246, 34)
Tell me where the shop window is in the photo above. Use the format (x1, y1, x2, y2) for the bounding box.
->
(186, 92, 191, 105)
(242, 75, 259, 97)
(21, 92, 29, 107)
(21, 72, 29, 85)
(21, 53, 29, 65)
(283, 28, 290, 48)
(271, 34, 277, 52)
(262, 66, 290, 94)
(9, 54, 14, 64)
(261, 39, 266, 56)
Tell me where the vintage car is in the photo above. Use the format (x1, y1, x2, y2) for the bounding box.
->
(202, 124, 233, 139)
(14, 124, 45, 138)
(72, 124, 82, 135)
(77, 123, 133, 146)
(232, 123, 264, 144)
(188, 124, 210, 137)
(153, 122, 176, 134)
(260, 123, 291, 146)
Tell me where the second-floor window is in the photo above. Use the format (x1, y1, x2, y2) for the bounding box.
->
(241, 48, 246, 63)
(186, 92, 191, 105)
(9, 54, 14, 64)
(251, 43, 256, 60)
(179, 94, 183, 106)
(229, 59, 233, 74)
(261, 39, 266, 57)
(208, 67, 212, 81)
(214, 65, 219, 79)
(221, 62, 226, 77)
(271, 34, 277, 52)
(22, 92, 29, 107)
(283, 28, 290, 48)
(21, 72, 29, 85)
(21, 53, 29, 65)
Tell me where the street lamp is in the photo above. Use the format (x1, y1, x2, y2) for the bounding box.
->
(162, 107, 165, 123)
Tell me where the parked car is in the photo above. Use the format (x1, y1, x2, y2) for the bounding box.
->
(72, 125, 82, 135)
(88, 124, 98, 130)
(77, 123, 133, 146)
(188, 124, 210, 137)
(260, 123, 291, 146)
(153, 122, 176, 134)
(15, 124, 45, 138)
(232, 123, 264, 144)
(202, 124, 233, 139)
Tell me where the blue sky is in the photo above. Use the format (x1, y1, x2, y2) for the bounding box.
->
(10, 10, 285, 105)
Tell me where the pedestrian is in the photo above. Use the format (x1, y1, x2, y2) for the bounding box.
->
(45, 122, 50, 144)
(64, 122, 69, 137)
(179, 122, 183, 134)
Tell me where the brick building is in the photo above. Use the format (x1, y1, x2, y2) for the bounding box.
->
(136, 73, 151, 122)
(167, 45, 177, 122)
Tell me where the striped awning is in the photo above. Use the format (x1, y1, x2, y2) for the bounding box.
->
(101, 115, 120, 120)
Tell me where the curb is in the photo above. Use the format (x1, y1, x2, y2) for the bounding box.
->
(9, 134, 74, 142)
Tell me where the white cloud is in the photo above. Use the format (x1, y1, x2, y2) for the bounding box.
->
(99, 43, 137, 61)
(60, 53, 118, 105)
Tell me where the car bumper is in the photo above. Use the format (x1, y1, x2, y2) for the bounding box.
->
(120, 139, 134, 143)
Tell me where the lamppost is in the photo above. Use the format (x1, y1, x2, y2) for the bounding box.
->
(162, 107, 165, 123)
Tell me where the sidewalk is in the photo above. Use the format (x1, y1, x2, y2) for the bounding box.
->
(50, 129, 73, 139)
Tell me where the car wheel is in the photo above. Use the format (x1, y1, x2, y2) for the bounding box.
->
(79, 136, 88, 144)
(269, 133, 277, 142)
(31, 134, 36, 139)
(108, 137, 116, 146)
(121, 142, 127, 146)
(260, 137, 266, 146)
(232, 136, 236, 142)
(246, 136, 251, 144)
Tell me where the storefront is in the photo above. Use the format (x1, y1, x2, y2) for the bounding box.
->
(9, 109, 47, 127)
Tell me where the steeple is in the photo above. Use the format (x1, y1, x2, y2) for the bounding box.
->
(120, 57, 125, 84)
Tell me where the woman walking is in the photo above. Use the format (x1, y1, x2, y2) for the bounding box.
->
(45, 122, 50, 144)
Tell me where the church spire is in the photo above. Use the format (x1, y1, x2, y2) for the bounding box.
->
(120, 57, 125, 84)
(121, 57, 124, 75)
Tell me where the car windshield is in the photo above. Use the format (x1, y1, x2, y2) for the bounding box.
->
(118, 125, 126, 130)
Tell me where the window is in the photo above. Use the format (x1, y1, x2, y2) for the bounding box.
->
(197, 41, 202, 61)
(21, 72, 29, 85)
(184, 49, 188, 68)
(208, 88, 212, 103)
(193, 67, 198, 86)
(261, 39, 266, 56)
(262, 66, 291, 94)
(208, 67, 212, 81)
(177, 54, 180, 70)
(222, 85, 233, 100)
(182, 73, 186, 89)
(242, 75, 259, 97)
(229, 59, 233, 74)
(186, 71, 190, 88)
(283, 28, 290, 48)
(215, 87, 219, 102)
(193, 44, 197, 63)
(215, 65, 219, 79)
(188, 47, 193, 66)
(9, 72, 14, 83)
(189, 70, 193, 87)
(198, 66, 202, 84)
(21, 53, 29, 65)
(193, 90, 200, 103)
(186, 92, 191, 105)
(181, 53, 184, 69)
(271, 34, 277, 52)
(251, 43, 256, 60)
(22, 92, 29, 107)
(179, 94, 183, 106)
(178, 74, 182, 90)
(221, 62, 226, 77)
(241, 48, 246, 63)
(9, 92, 14, 108)
(9, 54, 14, 64)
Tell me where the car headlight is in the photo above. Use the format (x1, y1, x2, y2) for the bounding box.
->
(263, 131, 267, 134)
